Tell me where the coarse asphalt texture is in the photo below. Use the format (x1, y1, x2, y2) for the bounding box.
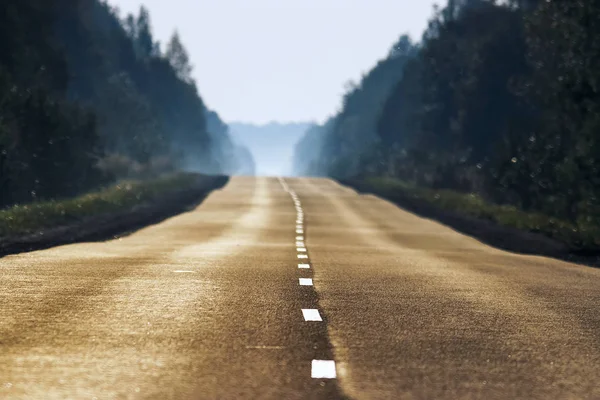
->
(1, 176, 599, 399)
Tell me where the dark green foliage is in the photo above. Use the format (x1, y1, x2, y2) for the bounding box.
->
(294, 35, 418, 179)
(0, 0, 249, 209)
(294, 0, 600, 247)
(0, 0, 107, 207)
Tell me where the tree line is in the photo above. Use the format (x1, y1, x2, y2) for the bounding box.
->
(0, 0, 253, 208)
(294, 0, 599, 229)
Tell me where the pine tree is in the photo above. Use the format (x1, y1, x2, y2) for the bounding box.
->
(136, 6, 154, 58)
(166, 31, 193, 83)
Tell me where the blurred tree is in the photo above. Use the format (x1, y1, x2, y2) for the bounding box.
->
(166, 31, 194, 83)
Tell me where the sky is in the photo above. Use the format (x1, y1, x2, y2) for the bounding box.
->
(109, 0, 441, 124)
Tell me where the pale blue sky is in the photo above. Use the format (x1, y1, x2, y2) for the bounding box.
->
(109, 0, 441, 124)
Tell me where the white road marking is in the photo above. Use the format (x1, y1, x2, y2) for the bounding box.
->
(302, 309, 322, 321)
(299, 278, 313, 286)
(296, 236, 304, 240)
(311, 360, 337, 379)
(296, 230, 304, 234)
(298, 263, 310, 269)
(173, 270, 195, 273)
(297, 248, 307, 252)
(298, 254, 308, 259)
(296, 242, 304, 247)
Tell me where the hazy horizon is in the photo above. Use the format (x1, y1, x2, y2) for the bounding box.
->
(229, 121, 312, 176)
(108, 0, 441, 124)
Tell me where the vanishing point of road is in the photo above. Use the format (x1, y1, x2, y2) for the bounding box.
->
(1, 177, 599, 399)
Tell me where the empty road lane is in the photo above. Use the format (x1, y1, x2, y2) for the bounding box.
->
(1, 176, 600, 399)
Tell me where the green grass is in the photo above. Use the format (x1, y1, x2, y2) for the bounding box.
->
(0, 172, 205, 238)
(359, 177, 599, 252)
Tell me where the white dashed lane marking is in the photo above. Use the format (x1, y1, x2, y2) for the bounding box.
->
(311, 360, 337, 379)
(278, 178, 338, 382)
(302, 309, 322, 321)
(299, 278, 313, 286)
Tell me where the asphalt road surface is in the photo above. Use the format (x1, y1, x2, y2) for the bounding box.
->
(1, 176, 600, 399)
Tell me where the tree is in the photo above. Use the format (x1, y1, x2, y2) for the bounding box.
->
(136, 6, 155, 58)
(166, 31, 194, 83)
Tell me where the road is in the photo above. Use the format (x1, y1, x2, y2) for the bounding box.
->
(1, 176, 600, 399)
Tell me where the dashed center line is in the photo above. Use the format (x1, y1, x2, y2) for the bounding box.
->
(299, 278, 313, 286)
(302, 309, 322, 321)
(311, 360, 337, 379)
(278, 178, 338, 383)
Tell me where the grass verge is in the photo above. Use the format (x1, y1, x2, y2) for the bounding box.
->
(348, 177, 599, 254)
(0, 172, 217, 238)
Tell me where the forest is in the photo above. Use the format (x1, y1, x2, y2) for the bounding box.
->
(294, 0, 600, 243)
(0, 0, 253, 209)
